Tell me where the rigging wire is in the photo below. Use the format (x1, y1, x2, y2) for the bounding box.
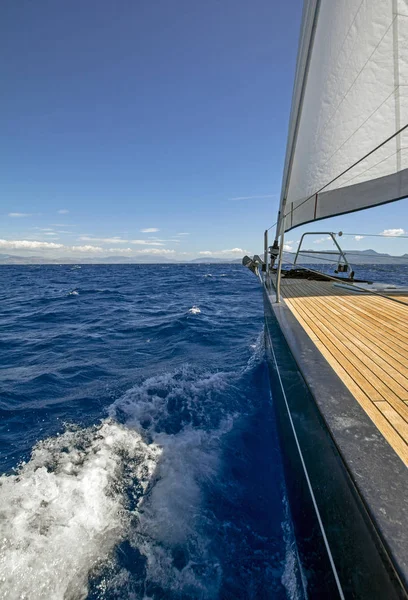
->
(344, 252, 408, 262)
(282, 121, 408, 223)
(264, 125, 408, 236)
(292, 250, 408, 263)
(283, 251, 344, 265)
(276, 258, 408, 307)
(340, 232, 408, 239)
(267, 220, 278, 232)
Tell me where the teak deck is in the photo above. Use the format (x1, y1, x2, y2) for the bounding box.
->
(279, 277, 408, 465)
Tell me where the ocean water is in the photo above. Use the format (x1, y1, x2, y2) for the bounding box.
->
(0, 264, 297, 600)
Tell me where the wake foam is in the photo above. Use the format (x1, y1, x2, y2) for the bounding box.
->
(0, 421, 161, 600)
(0, 347, 270, 599)
(281, 497, 307, 600)
(103, 368, 234, 596)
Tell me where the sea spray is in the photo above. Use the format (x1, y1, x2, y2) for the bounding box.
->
(0, 422, 161, 600)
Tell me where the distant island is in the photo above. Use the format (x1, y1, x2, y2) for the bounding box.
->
(284, 248, 408, 266)
(0, 253, 243, 265)
(0, 249, 407, 265)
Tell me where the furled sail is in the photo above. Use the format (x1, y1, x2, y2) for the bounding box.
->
(277, 0, 408, 234)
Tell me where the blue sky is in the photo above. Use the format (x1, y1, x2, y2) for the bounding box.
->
(2, 0, 407, 260)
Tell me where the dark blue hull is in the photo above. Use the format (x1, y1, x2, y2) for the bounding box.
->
(263, 287, 407, 599)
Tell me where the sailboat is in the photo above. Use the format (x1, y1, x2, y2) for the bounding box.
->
(244, 1, 408, 597)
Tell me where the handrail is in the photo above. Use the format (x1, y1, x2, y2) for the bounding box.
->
(294, 231, 354, 278)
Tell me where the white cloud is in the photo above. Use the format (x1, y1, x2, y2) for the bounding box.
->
(176, 232, 190, 236)
(283, 244, 293, 252)
(219, 248, 247, 255)
(44, 232, 58, 236)
(58, 209, 69, 214)
(0, 239, 106, 254)
(313, 236, 332, 244)
(70, 245, 103, 252)
(0, 239, 63, 250)
(8, 213, 32, 218)
(79, 236, 127, 244)
(380, 228, 406, 237)
(140, 228, 159, 233)
(229, 194, 278, 201)
(131, 240, 164, 246)
(354, 235, 364, 241)
(148, 237, 181, 243)
(133, 248, 175, 255)
(107, 248, 133, 254)
(198, 248, 248, 257)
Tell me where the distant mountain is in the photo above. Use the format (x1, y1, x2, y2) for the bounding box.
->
(189, 257, 241, 264)
(0, 253, 243, 265)
(283, 248, 408, 265)
(0, 253, 175, 265)
(1, 249, 404, 266)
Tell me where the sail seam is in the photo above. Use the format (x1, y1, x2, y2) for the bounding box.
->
(315, 0, 366, 141)
(265, 321, 346, 600)
(317, 86, 399, 178)
(338, 145, 408, 189)
(393, 0, 401, 172)
(314, 15, 396, 155)
(284, 121, 408, 222)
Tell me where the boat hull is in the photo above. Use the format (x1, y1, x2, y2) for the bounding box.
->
(263, 286, 407, 599)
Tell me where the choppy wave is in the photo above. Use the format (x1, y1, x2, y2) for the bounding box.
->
(0, 362, 252, 599)
(188, 306, 201, 314)
(0, 264, 297, 599)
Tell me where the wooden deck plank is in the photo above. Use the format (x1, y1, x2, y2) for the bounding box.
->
(374, 402, 408, 442)
(282, 280, 408, 346)
(282, 297, 408, 464)
(282, 280, 408, 342)
(313, 293, 408, 361)
(285, 291, 408, 425)
(283, 290, 386, 401)
(286, 285, 408, 400)
(277, 277, 408, 465)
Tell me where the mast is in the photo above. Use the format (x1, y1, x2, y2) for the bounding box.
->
(274, 0, 321, 245)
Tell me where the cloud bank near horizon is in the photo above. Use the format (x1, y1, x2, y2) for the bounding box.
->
(0, 239, 247, 259)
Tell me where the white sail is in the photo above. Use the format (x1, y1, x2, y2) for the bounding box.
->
(278, 0, 408, 233)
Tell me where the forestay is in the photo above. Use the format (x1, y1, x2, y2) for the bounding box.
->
(278, 0, 408, 233)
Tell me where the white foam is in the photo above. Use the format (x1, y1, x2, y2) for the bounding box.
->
(281, 496, 307, 600)
(68, 290, 79, 296)
(188, 306, 201, 314)
(130, 423, 227, 597)
(106, 369, 234, 596)
(0, 355, 263, 598)
(0, 421, 161, 600)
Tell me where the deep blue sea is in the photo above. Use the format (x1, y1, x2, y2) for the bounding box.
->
(2, 263, 406, 600)
(0, 264, 297, 600)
